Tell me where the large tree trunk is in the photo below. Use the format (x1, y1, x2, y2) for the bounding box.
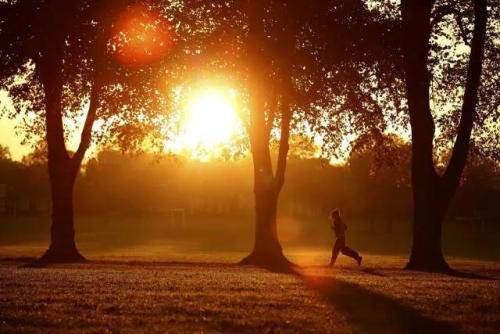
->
(401, 0, 446, 271)
(240, 87, 293, 271)
(32, 0, 102, 264)
(37, 61, 87, 263)
(402, 0, 487, 272)
(39, 159, 84, 263)
(240, 185, 293, 270)
(240, 1, 295, 272)
(406, 178, 449, 271)
(240, 122, 294, 271)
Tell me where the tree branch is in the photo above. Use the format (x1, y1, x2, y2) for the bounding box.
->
(442, 0, 487, 196)
(401, 0, 439, 181)
(39, 55, 70, 164)
(274, 98, 292, 189)
(292, 80, 322, 107)
(454, 12, 472, 47)
(249, 97, 275, 189)
(73, 82, 101, 166)
(266, 92, 277, 136)
(431, 4, 471, 46)
(431, 4, 454, 27)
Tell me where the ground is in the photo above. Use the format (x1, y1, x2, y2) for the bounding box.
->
(1, 252, 499, 334)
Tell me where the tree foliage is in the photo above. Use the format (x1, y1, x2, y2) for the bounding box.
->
(0, 0, 181, 157)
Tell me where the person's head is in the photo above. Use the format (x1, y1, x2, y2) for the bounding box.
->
(330, 209, 340, 220)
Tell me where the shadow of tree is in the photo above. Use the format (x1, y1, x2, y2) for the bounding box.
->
(443, 269, 496, 281)
(303, 275, 458, 334)
(0, 257, 38, 263)
(361, 267, 387, 277)
(350, 267, 388, 277)
(403, 266, 497, 280)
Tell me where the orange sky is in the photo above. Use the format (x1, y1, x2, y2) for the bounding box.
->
(0, 91, 31, 160)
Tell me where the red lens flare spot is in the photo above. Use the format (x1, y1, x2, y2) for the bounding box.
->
(111, 3, 173, 68)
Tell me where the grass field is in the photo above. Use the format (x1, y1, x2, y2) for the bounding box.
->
(1, 215, 499, 333)
(1, 251, 499, 334)
(1, 214, 499, 261)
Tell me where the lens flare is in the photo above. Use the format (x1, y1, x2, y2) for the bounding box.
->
(111, 4, 173, 68)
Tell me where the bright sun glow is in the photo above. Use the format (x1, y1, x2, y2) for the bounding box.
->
(184, 91, 238, 147)
(169, 88, 243, 160)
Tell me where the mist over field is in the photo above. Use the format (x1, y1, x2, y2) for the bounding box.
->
(2, 150, 499, 262)
(2, 215, 500, 263)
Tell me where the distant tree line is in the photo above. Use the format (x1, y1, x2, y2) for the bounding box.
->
(1, 143, 498, 230)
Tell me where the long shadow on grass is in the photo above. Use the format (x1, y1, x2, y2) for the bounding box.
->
(444, 269, 497, 280)
(302, 274, 458, 334)
(16, 258, 238, 269)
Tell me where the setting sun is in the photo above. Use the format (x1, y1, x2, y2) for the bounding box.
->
(169, 88, 243, 160)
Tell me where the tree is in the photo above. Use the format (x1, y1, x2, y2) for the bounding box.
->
(0, 0, 174, 263)
(401, 0, 488, 271)
(429, 0, 499, 162)
(21, 140, 47, 167)
(0, 145, 11, 161)
(244, 1, 405, 269)
(1, 0, 87, 262)
(178, 0, 402, 270)
(349, 132, 412, 232)
(452, 154, 500, 227)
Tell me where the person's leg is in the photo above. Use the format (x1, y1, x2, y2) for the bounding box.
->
(341, 246, 359, 260)
(329, 239, 343, 266)
(330, 238, 345, 266)
(341, 245, 362, 265)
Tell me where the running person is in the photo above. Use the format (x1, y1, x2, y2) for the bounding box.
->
(329, 209, 362, 266)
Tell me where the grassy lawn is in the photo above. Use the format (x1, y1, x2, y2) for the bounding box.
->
(0, 251, 499, 333)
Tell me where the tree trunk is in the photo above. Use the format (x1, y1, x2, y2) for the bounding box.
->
(402, 0, 487, 272)
(241, 186, 292, 269)
(402, 0, 445, 271)
(240, 96, 293, 271)
(406, 181, 449, 271)
(240, 2, 295, 272)
(32, 0, 102, 264)
(39, 159, 84, 263)
(405, 137, 451, 272)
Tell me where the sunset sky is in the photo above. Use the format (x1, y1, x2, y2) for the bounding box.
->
(0, 86, 247, 161)
(0, 90, 32, 160)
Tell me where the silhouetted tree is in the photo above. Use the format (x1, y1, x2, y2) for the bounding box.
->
(429, 0, 499, 161)
(0, 145, 11, 161)
(349, 132, 412, 232)
(0, 1, 87, 262)
(452, 154, 500, 226)
(178, 0, 403, 270)
(0, 0, 173, 263)
(401, 0, 488, 271)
